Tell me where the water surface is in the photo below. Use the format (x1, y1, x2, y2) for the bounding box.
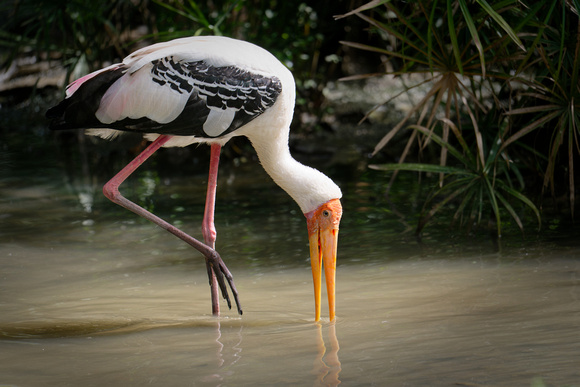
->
(1, 130, 579, 386)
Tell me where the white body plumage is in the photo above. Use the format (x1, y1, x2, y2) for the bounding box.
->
(51, 36, 341, 214)
(48, 35, 344, 321)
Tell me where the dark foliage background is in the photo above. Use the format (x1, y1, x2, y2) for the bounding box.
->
(1, 0, 579, 236)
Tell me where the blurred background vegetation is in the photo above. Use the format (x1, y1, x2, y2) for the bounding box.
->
(0, 0, 579, 238)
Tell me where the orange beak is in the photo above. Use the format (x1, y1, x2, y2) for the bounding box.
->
(306, 199, 342, 322)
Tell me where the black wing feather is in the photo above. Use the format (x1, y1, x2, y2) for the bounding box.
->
(46, 68, 126, 130)
(47, 57, 283, 139)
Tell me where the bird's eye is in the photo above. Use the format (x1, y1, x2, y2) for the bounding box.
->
(322, 210, 330, 217)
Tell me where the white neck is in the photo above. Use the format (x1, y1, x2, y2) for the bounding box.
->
(247, 129, 342, 214)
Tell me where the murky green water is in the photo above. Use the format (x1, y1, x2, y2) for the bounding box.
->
(1, 128, 579, 386)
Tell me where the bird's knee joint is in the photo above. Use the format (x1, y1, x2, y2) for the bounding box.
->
(103, 184, 121, 202)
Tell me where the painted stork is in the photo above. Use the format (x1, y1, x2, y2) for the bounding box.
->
(46, 36, 343, 322)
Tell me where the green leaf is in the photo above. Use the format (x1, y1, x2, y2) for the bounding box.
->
(427, 0, 439, 74)
(475, 0, 525, 50)
(407, 124, 471, 166)
(369, 163, 472, 175)
(417, 178, 474, 233)
(447, 0, 464, 75)
(501, 109, 562, 151)
(495, 190, 524, 233)
(482, 175, 502, 237)
(340, 40, 431, 67)
(458, 0, 485, 77)
(334, 0, 390, 20)
(496, 181, 542, 230)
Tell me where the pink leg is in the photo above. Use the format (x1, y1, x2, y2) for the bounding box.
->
(203, 143, 222, 316)
(103, 135, 242, 315)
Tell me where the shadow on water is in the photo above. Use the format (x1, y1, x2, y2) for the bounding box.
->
(1, 123, 579, 386)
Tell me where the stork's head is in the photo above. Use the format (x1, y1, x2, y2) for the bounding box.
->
(305, 198, 342, 322)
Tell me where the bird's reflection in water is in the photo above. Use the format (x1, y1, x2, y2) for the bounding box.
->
(199, 319, 340, 385)
(203, 320, 243, 384)
(215, 320, 225, 368)
(313, 322, 341, 386)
